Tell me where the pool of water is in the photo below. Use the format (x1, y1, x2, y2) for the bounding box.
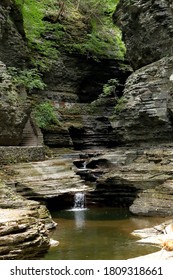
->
(44, 207, 167, 260)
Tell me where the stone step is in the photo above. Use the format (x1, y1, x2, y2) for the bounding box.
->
(7, 158, 95, 200)
(20, 120, 38, 146)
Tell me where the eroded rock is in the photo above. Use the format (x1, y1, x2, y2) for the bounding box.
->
(0, 181, 55, 259)
(83, 146, 173, 215)
(114, 0, 173, 70)
(111, 56, 173, 145)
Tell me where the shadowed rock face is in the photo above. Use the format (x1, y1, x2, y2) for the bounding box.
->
(0, 0, 28, 67)
(0, 62, 31, 145)
(0, 1, 31, 146)
(114, 0, 173, 70)
(83, 146, 173, 216)
(111, 56, 173, 145)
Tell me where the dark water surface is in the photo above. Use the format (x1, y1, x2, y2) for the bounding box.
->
(44, 208, 167, 260)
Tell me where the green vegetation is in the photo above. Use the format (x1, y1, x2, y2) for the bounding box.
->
(100, 78, 119, 98)
(33, 101, 60, 129)
(14, 0, 58, 70)
(8, 67, 45, 92)
(14, 0, 125, 66)
(115, 96, 126, 113)
(63, 0, 126, 60)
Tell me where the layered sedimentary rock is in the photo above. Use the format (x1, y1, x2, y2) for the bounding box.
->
(111, 56, 173, 145)
(80, 146, 173, 216)
(114, 0, 173, 70)
(4, 155, 95, 209)
(92, 0, 173, 216)
(130, 219, 173, 259)
(40, 58, 128, 149)
(0, 181, 55, 259)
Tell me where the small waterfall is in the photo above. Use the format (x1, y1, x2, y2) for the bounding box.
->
(83, 161, 87, 169)
(73, 192, 86, 210)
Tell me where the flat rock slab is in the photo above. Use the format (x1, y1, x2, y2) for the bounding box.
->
(130, 249, 173, 260)
(130, 220, 173, 259)
(0, 208, 29, 223)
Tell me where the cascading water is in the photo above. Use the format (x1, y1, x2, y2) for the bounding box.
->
(82, 161, 87, 169)
(74, 192, 86, 209)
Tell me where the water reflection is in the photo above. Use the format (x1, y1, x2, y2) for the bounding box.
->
(44, 208, 168, 260)
(74, 209, 86, 229)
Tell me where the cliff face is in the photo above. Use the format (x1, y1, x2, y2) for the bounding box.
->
(40, 57, 129, 149)
(26, 0, 129, 149)
(93, 0, 173, 216)
(114, 0, 173, 70)
(111, 56, 173, 145)
(111, 0, 173, 145)
(0, 0, 28, 67)
(0, 1, 31, 145)
(0, 61, 30, 145)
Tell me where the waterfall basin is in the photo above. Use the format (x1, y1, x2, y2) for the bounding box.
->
(44, 207, 168, 260)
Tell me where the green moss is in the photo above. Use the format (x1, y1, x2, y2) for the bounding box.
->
(14, 0, 125, 66)
(61, 0, 126, 60)
(14, 0, 58, 71)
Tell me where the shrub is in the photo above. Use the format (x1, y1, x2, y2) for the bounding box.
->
(101, 78, 119, 97)
(33, 101, 59, 129)
(8, 67, 45, 92)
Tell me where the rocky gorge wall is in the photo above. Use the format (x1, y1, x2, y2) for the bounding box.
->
(114, 0, 173, 70)
(111, 0, 173, 146)
(93, 0, 173, 216)
(2, 0, 173, 259)
(0, 0, 53, 259)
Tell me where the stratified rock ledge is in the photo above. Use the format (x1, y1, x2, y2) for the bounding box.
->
(130, 220, 173, 260)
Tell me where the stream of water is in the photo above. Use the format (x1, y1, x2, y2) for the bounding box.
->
(44, 207, 168, 260)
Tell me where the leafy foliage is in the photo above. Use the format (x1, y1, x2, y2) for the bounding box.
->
(33, 101, 59, 129)
(14, 0, 125, 64)
(101, 78, 119, 97)
(8, 67, 45, 92)
(63, 0, 125, 60)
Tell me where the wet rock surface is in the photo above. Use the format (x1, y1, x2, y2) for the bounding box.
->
(80, 146, 173, 215)
(4, 153, 95, 204)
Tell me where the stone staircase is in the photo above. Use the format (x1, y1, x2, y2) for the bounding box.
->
(20, 118, 43, 146)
